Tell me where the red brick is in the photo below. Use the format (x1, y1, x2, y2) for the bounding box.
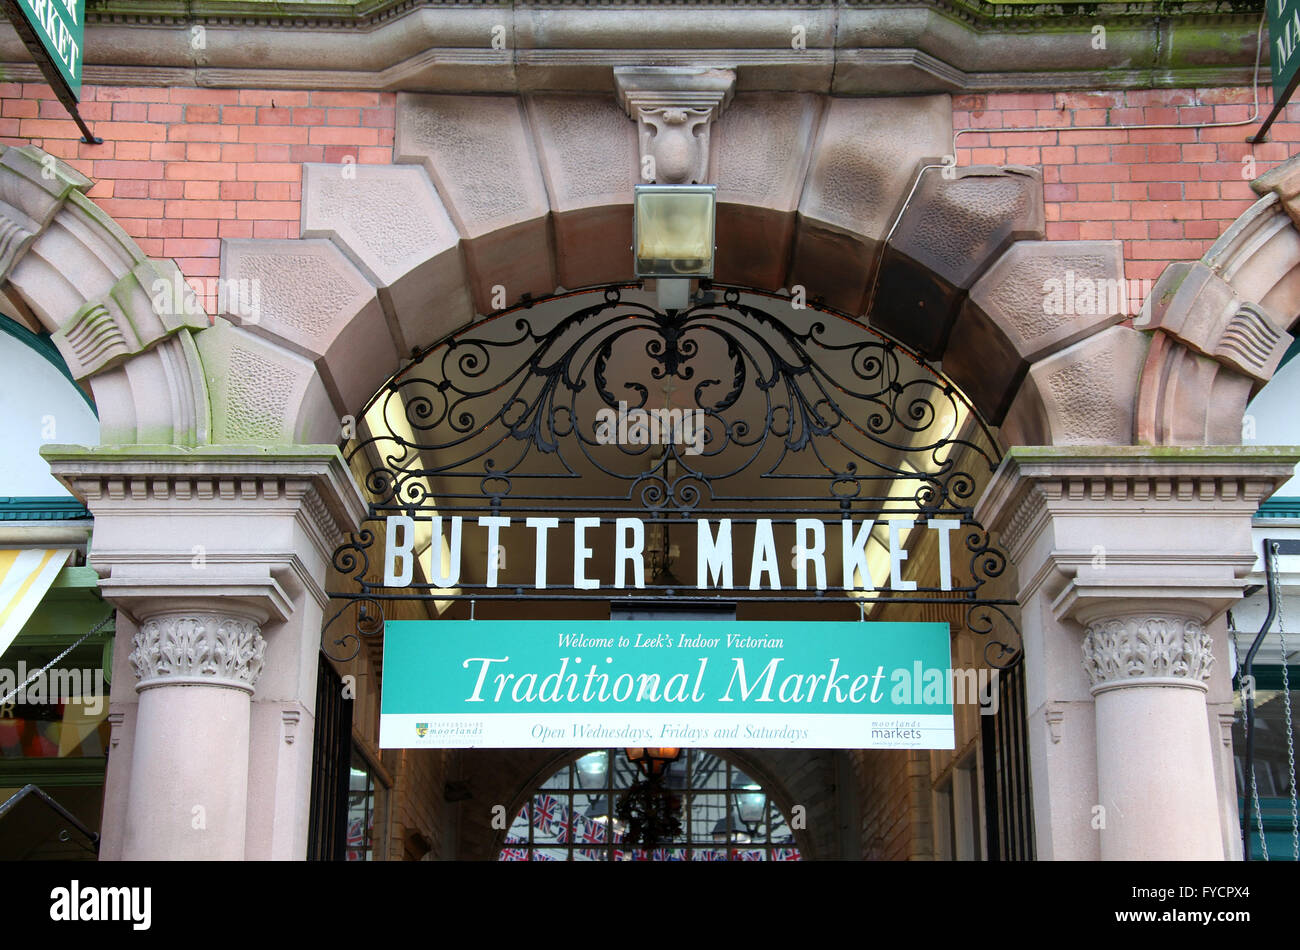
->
(183, 219, 219, 238)
(164, 199, 238, 219)
(1059, 201, 1131, 221)
(92, 159, 164, 179)
(186, 105, 222, 124)
(311, 91, 381, 107)
(166, 162, 237, 180)
(114, 141, 152, 161)
(22, 84, 55, 99)
(1060, 164, 1131, 183)
(97, 197, 166, 218)
(95, 86, 170, 103)
(1180, 144, 1218, 162)
(240, 124, 309, 144)
(288, 145, 325, 163)
(1045, 222, 1081, 240)
(1078, 221, 1114, 240)
(147, 104, 184, 123)
(308, 126, 379, 146)
(1032, 110, 1072, 128)
(1212, 104, 1253, 123)
(174, 257, 220, 277)
(1125, 89, 1197, 107)
(988, 130, 1056, 146)
(169, 124, 241, 143)
(222, 106, 256, 124)
(1113, 221, 1148, 240)
(163, 238, 221, 258)
(183, 181, 221, 199)
(1075, 183, 1112, 201)
(1108, 107, 1145, 125)
(223, 144, 260, 162)
(1176, 106, 1214, 124)
(1146, 182, 1182, 200)
(90, 121, 169, 142)
(357, 146, 392, 164)
(238, 90, 311, 107)
(252, 220, 296, 239)
(1200, 199, 1257, 218)
(1128, 239, 1207, 259)
(361, 108, 396, 128)
(255, 181, 294, 201)
(234, 162, 300, 181)
(1, 99, 38, 118)
(326, 108, 362, 126)
(111, 102, 149, 122)
(1194, 87, 1255, 104)
(218, 220, 256, 239)
(1184, 220, 1224, 239)
(237, 200, 298, 219)
(170, 88, 241, 105)
(185, 143, 222, 161)
(1148, 221, 1184, 239)
(1142, 107, 1180, 124)
(1074, 144, 1111, 163)
(219, 181, 257, 200)
(1113, 182, 1148, 201)
(256, 107, 293, 125)
(323, 146, 359, 164)
(19, 118, 81, 138)
(113, 180, 149, 199)
(1058, 129, 1128, 145)
(252, 144, 291, 162)
(1131, 163, 1199, 182)
(148, 180, 184, 199)
(1131, 200, 1201, 220)
(1184, 181, 1219, 200)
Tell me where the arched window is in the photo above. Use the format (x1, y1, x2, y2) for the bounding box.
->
(499, 749, 802, 861)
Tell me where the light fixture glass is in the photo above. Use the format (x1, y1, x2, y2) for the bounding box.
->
(633, 184, 716, 278)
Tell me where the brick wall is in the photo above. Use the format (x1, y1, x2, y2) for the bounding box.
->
(0, 83, 395, 313)
(5, 83, 1298, 316)
(954, 88, 1299, 281)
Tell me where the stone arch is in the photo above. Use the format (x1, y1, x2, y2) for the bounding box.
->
(7, 98, 1299, 454)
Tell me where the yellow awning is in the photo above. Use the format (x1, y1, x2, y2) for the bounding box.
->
(0, 548, 74, 658)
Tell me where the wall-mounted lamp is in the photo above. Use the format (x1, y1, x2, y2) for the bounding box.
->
(633, 184, 716, 311)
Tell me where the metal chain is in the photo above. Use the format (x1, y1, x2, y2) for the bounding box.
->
(0, 613, 114, 708)
(1273, 544, 1299, 862)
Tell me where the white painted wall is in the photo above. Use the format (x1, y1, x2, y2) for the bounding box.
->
(1246, 354, 1300, 497)
(0, 333, 99, 497)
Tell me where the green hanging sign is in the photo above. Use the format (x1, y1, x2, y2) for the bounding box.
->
(9, 0, 82, 98)
(380, 619, 974, 750)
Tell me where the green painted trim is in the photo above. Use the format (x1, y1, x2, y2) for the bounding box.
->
(1256, 496, 1300, 518)
(1279, 335, 1300, 373)
(39, 442, 346, 462)
(0, 757, 106, 788)
(0, 497, 91, 522)
(0, 319, 96, 416)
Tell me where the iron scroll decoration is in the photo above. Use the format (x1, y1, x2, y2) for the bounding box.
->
(323, 283, 1022, 669)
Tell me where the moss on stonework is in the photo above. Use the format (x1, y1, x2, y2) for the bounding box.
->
(38, 443, 346, 462)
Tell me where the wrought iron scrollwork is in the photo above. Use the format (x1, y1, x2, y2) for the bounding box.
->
(327, 283, 1023, 669)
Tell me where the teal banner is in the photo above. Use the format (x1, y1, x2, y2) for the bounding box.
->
(1272, 0, 1300, 105)
(12, 0, 82, 98)
(380, 620, 962, 749)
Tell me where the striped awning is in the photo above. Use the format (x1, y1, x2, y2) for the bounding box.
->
(0, 548, 74, 658)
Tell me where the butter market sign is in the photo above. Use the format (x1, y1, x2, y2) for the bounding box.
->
(326, 286, 1022, 669)
(0, 0, 98, 142)
(380, 620, 957, 749)
(1255, 0, 1300, 141)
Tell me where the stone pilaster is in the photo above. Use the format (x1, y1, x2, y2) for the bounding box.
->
(975, 445, 1300, 860)
(42, 444, 366, 861)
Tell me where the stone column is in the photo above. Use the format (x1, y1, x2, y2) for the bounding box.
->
(976, 446, 1300, 861)
(1078, 605, 1222, 859)
(123, 609, 267, 860)
(42, 445, 366, 861)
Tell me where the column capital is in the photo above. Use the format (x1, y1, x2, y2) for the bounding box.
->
(129, 608, 267, 693)
(1080, 611, 1216, 694)
(974, 445, 1300, 624)
(39, 444, 367, 622)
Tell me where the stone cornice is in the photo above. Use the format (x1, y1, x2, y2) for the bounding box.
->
(977, 445, 1300, 558)
(0, 1, 1267, 94)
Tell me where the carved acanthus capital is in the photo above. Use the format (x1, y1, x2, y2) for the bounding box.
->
(1081, 613, 1215, 693)
(615, 66, 735, 184)
(129, 612, 267, 693)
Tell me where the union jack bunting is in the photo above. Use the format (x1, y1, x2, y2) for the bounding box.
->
(772, 848, 801, 861)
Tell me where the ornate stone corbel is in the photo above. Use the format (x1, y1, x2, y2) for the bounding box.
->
(614, 66, 735, 184)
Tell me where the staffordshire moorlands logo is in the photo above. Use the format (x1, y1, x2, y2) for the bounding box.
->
(415, 722, 429, 737)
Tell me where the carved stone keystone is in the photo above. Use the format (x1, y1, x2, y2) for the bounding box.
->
(614, 66, 736, 185)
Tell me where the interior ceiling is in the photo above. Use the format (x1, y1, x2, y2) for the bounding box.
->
(347, 286, 999, 610)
